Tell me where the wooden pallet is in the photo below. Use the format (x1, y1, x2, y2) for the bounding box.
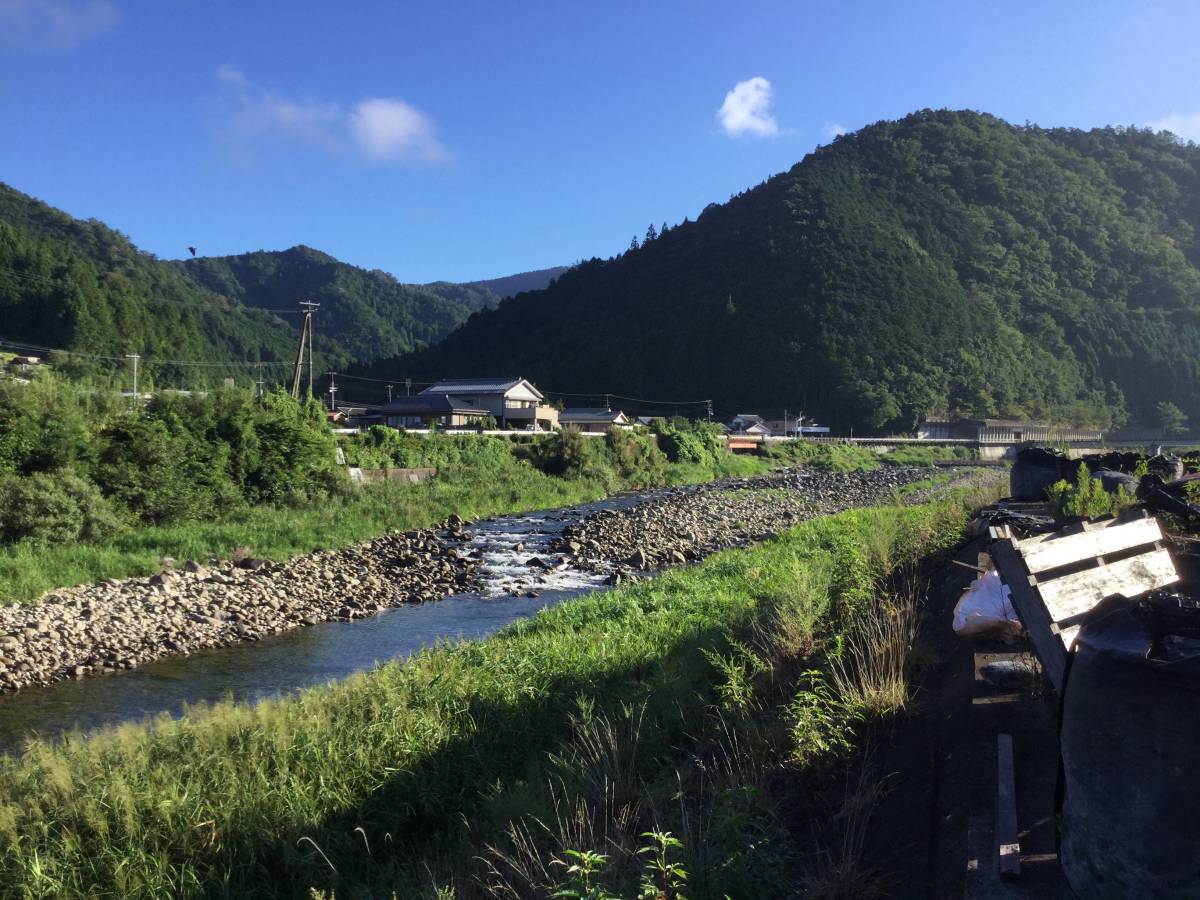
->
(989, 511, 1178, 694)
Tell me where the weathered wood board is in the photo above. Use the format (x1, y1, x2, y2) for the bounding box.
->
(1016, 517, 1162, 574)
(991, 514, 1180, 695)
(991, 540, 1068, 693)
(1036, 548, 1178, 620)
(997, 733, 1020, 877)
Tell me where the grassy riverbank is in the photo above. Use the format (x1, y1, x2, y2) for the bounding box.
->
(0, 490, 983, 897)
(0, 435, 767, 604)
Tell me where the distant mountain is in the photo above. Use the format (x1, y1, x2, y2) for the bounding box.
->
(0, 181, 566, 387)
(369, 110, 1200, 431)
(179, 246, 499, 369)
(429, 266, 568, 300)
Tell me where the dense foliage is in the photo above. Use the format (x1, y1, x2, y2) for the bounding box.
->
(381, 110, 1200, 432)
(0, 184, 300, 384)
(0, 374, 343, 541)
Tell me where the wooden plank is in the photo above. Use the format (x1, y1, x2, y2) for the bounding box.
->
(1037, 548, 1178, 621)
(1016, 517, 1163, 574)
(991, 540, 1067, 694)
(997, 733, 1020, 877)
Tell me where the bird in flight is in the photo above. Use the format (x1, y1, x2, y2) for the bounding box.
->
(187, 246, 197, 257)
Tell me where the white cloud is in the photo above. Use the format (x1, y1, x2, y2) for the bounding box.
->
(348, 98, 448, 163)
(213, 67, 449, 165)
(823, 123, 848, 139)
(0, 0, 119, 50)
(717, 76, 779, 138)
(1145, 112, 1200, 143)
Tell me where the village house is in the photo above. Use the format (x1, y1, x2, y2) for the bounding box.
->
(728, 413, 772, 435)
(418, 377, 560, 431)
(374, 394, 490, 429)
(559, 408, 632, 432)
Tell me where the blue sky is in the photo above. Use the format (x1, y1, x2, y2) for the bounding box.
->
(3, 0, 1200, 282)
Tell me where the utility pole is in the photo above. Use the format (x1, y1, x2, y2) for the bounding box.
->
(328, 372, 337, 411)
(706, 400, 712, 422)
(386, 384, 394, 403)
(290, 300, 320, 399)
(255, 377, 265, 400)
(301, 300, 319, 397)
(125, 353, 140, 406)
(405, 377, 412, 396)
(604, 393, 611, 411)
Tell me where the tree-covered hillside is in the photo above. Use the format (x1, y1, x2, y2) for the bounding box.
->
(0, 182, 566, 386)
(376, 110, 1200, 431)
(178, 246, 503, 368)
(0, 183, 297, 385)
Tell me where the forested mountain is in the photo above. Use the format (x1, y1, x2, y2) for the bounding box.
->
(0, 182, 297, 385)
(432, 266, 568, 300)
(178, 246, 504, 368)
(0, 181, 565, 386)
(374, 110, 1200, 431)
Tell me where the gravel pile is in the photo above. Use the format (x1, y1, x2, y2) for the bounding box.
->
(0, 519, 477, 692)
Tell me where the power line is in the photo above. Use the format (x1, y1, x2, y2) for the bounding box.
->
(326, 372, 436, 386)
(0, 336, 289, 368)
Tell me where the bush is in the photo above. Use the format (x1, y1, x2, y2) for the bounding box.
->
(1047, 462, 1136, 518)
(768, 440, 879, 472)
(655, 421, 726, 467)
(880, 445, 975, 466)
(604, 426, 668, 487)
(0, 470, 123, 544)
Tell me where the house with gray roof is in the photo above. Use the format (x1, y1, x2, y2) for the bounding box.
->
(376, 394, 490, 429)
(419, 377, 559, 431)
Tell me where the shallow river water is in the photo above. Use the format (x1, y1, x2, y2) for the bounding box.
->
(0, 490, 674, 755)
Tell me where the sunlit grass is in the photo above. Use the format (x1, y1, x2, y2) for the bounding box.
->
(0, 495, 970, 897)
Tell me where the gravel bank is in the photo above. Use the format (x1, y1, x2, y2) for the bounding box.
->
(0, 522, 478, 692)
(553, 466, 969, 578)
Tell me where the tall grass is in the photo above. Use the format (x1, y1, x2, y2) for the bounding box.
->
(0, 497, 969, 897)
(0, 450, 771, 604)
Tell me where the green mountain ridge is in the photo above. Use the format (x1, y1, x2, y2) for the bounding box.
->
(0, 181, 298, 383)
(0, 180, 565, 385)
(371, 109, 1200, 432)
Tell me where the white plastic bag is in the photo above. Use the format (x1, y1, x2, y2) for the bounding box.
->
(953, 568, 1023, 641)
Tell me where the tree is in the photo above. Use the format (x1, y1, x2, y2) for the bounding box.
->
(645, 223, 657, 243)
(1156, 401, 1189, 436)
(629, 235, 640, 251)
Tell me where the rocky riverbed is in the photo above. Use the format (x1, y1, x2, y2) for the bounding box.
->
(552, 466, 971, 577)
(0, 522, 479, 692)
(0, 466, 993, 693)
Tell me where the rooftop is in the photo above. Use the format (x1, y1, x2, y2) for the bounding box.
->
(377, 395, 487, 415)
(420, 377, 542, 398)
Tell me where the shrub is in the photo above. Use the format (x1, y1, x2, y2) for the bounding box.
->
(769, 440, 879, 472)
(1047, 462, 1136, 518)
(604, 427, 667, 487)
(655, 421, 726, 467)
(0, 470, 124, 544)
